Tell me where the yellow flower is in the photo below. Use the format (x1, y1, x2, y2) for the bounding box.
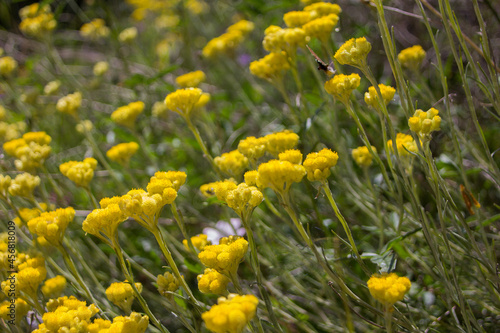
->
(283, 11, 312, 28)
(243, 170, 259, 187)
(303, 148, 339, 182)
(324, 73, 361, 104)
(0, 121, 26, 142)
(263, 26, 307, 55)
(183, 234, 211, 252)
(214, 150, 249, 179)
(106, 142, 139, 166)
(44, 80, 61, 95)
(264, 130, 299, 156)
(17, 265, 47, 297)
(198, 237, 248, 276)
(146, 174, 178, 205)
(150, 170, 187, 191)
(56, 92, 82, 117)
(0, 299, 29, 323)
(387, 133, 418, 157)
(27, 207, 75, 246)
(118, 27, 138, 43)
(302, 15, 339, 43)
(76, 120, 93, 134)
(237, 136, 268, 162)
(186, 0, 209, 14)
(334, 37, 371, 69)
(99, 312, 149, 333)
(367, 273, 411, 307)
(304, 2, 342, 19)
(157, 272, 180, 298)
(352, 146, 376, 168)
(165, 88, 203, 119)
(278, 149, 303, 164)
(398, 45, 426, 72)
(13, 205, 47, 226)
(93, 61, 109, 76)
(80, 19, 110, 40)
(0, 56, 18, 76)
(364, 84, 396, 109)
(82, 197, 128, 244)
(0, 175, 10, 198)
(59, 157, 98, 188)
(212, 180, 238, 202)
(41, 275, 67, 298)
(119, 189, 169, 230)
(226, 20, 255, 35)
(106, 281, 142, 313)
(152, 101, 169, 118)
(4, 132, 52, 172)
(202, 294, 258, 333)
(176, 70, 206, 88)
(8, 172, 40, 198)
(197, 268, 230, 295)
(249, 52, 290, 82)
(408, 108, 441, 140)
(111, 101, 145, 128)
(225, 183, 264, 217)
(19, 3, 51, 19)
(257, 159, 306, 195)
(202, 20, 253, 59)
(19, 9, 56, 38)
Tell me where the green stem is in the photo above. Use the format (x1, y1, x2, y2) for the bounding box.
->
(41, 166, 64, 202)
(185, 117, 221, 178)
(131, 128, 159, 170)
(384, 307, 393, 333)
(170, 202, 196, 254)
(84, 187, 99, 209)
(228, 269, 243, 295)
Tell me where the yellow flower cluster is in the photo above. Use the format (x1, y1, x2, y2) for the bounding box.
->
(13, 204, 47, 226)
(202, 294, 258, 333)
(59, 157, 98, 188)
(41, 275, 67, 298)
(56, 92, 82, 117)
(303, 148, 339, 182)
(120, 189, 175, 230)
(0, 175, 10, 197)
(263, 25, 307, 55)
(83, 196, 127, 243)
(176, 70, 206, 88)
(93, 61, 109, 76)
(18, 3, 56, 38)
(334, 37, 372, 69)
(225, 183, 264, 217)
(3, 132, 52, 171)
(27, 207, 75, 246)
(249, 52, 290, 81)
(157, 272, 180, 297)
(106, 281, 143, 313)
(211, 180, 238, 201)
(257, 159, 306, 195)
(88, 312, 149, 333)
(197, 268, 230, 295)
(111, 101, 145, 128)
(17, 257, 47, 297)
(279, 149, 303, 164)
(367, 273, 411, 306)
(214, 150, 249, 179)
(151, 170, 187, 191)
(8, 172, 40, 198)
(398, 45, 426, 72)
(198, 236, 248, 276)
(352, 146, 376, 168)
(283, 11, 312, 28)
(387, 133, 418, 157)
(183, 234, 211, 252)
(44, 80, 61, 95)
(264, 130, 299, 156)
(364, 84, 396, 109)
(80, 19, 110, 40)
(0, 121, 26, 142)
(0, 56, 18, 76)
(408, 108, 441, 140)
(304, 2, 342, 18)
(302, 14, 339, 43)
(118, 27, 138, 43)
(324, 73, 361, 103)
(243, 170, 259, 187)
(0, 299, 29, 323)
(202, 20, 254, 58)
(237, 136, 268, 162)
(126, 0, 177, 21)
(106, 142, 140, 166)
(165, 88, 203, 119)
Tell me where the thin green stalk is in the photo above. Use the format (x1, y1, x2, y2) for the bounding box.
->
(274, 77, 300, 126)
(41, 166, 64, 202)
(363, 167, 384, 250)
(228, 269, 244, 295)
(185, 117, 221, 178)
(170, 202, 196, 254)
(84, 187, 99, 209)
(131, 128, 159, 170)
(384, 307, 393, 333)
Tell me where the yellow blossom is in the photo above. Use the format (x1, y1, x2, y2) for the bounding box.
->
(13, 205, 47, 226)
(226, 20, 255, 35)
(198, 237, 248, 276)
(225, 183, 263, 217)
(304, 2, 342, 19)
(17, 265, 47, 297)
(82, 197, 128, 244)
(278, 149, 303, 164)
(387, 133, 418, 157)
(56, 92, 82, 117)
(106, 281, 142, 313)
(3, 132, 52, 172)
(364, 84, 396, 109)
(408, 108, 441, 140)
(263, 26, 307, 55)
(176, 70, 206, 88)
(186, 0, 209, 15)
(19, 3, 51, 19)
(398, 45, 426, 72)
(214, 150, 249, 179)
(202, 294, 258, 333)
(264, 130, 299, 156)
(27, 207, 75, 246)
(44, 80, 61, 95)
(146, 174, 178, 205)
(334, 37, 371, 69)
(19, 9, 56, 38)
(119, 189, 171, 230)
(157, 272, 180, 298)
(0, 175, 11, 198)
(165, 88, 202, 119)
(0, 56, 18, 76)
(183, 234, 211, 252)
(212, 180, 238, 202)
(118, 27, 138, 43)
(99, 312, 149, 333)
(302, 14, 339, 43)
(198, 268, 230, 295)
(8, 172, 40, 198)
(324, 73, 360, 104)
(41, 275, 67, 298)
(0, 299, 29, 323)
(155, 14, 180, 30)
(367, 273, 411, 307)
(257, 159, 306, 195)
(195, 92, 211, 109)
(152, 101, 169, 118)
(303, 148, 339, 182)
(111, 101, 145, 128)
(106, 142, 139, 166)
(243, 170, 259, 187)
(80, 19, 110, 40)
(283, 11, 312, 28)
(59, 157, 98, 188)
(249, 52, 290, 82)
(150, 171, 187, 191)
(93, 61, 109, 76)
(237, 136, 268, 162)
(0, 121, 26, 142)
(202, 20, 253, 59)
(352, 146, 376, 168)
(76, 120, 93, 134)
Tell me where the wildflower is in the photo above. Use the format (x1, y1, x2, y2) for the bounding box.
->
(150, 171, 187, 191)
(334, 37, 371, 69)
(41, 275, 67, 298)
(8, 172, 40, 198)
(106, 142, 139, 166)
(76, 120, 93, 134)
(56, 92, 82, 117)
(19, 3, 51, 19)
(176, 70, 206, 88)
(119, 189, 173, 231)
(183, 234, 211, 252)
(304, 2, 342, 19)
(44, 80, 61, 95)
(111, 101, 145, 128)
(93, 61, 109, 76)
(202, 294, 258, 333)
(0, 121, 26, 142)
(387, 133, 418, 157)
(185, 0, 209, 15)
(106, 281, 142, 313)
(0, 299, 29, 323)
(0, 56, 17, 76)
(198, 236, 248, 276)
(283, 11, 312, 28)
(101, 312, 149, 333)
(59, 157, 98, 188)
(367, 273, 411, 307)
(243, 170, 259, 187)
(237, 136, 268, 162)
(19, 7, 56, 38)
(3, 132, 52, 172)
(152, 101, 169, 118)
(83, 196, 128, 244)
(212, 180, 238, 202)
(200, 181, 220, 197)
(398, 45, 426, 72)
(80, 18, 110, 40)
(408, 108, 441, 141)
(364, 84, 396, 109)
(264, 130, 299, 156)
(195, 93, 211, 109)
(257, 159, 306, 195)
(214, 150, 249, 179)
(118, 27, 138, 43)
(302, 15, 339, 43)
(165, 88, 202, 120)
(198, 268, 230, 295)
(249, 52, 290, 82)
(263, 26, 307, 55)
(17, 264, 47, 297)
(279, 149, 303, 164)
(202, 20, 253, 59)
(157, 272, 180, 298)
(352, 146, 376, 168)
(27, 207, 75, 246)
(13, 205, 47, 226)
(146, 174, 179, 205)
(225, 183, 264, 217)
(303, 148, 339, 182)
(324, 73, 360, 104)
(226, 20, 255, 35)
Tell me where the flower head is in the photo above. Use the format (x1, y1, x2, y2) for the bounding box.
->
(263, 27, 307, 55)
(176, 70, 206, 88)
(302, 15, 339, 43)
(41, 275, 67, 298)
(59, 157, 98, 188)
(106, 281, 142, 313)
(398, 45, 426, 72)
(257, 159, 306, 195)
(165, 88, 203, 119)
(237, 136, 268, 162)
(118, 27, 138, 43)
(44, 80, 61, 95)
(80, 19, 110, 40)
(303, 148, 339, 182)
(387, 133, 418, 157)
(334, 37, 371, 69)
(279, 149, 303, 164)
(197, 268, 230, 295)
(304, 2, 342, 19)
(157, 272, 180, 298)
(18, 265, 47, 297)
(408, 108, 441, 141)
(56, 92, 82, 117)
(19, 3, 56, 38)
(93, 61, 109, 76)
(111, 101, 145, 128)
(0, 299, 29, 323)
(352, 146, 376, 168)
(214, 150, 249, 179)
(183, 234, 211, 252)
(8, 172, 40, 198)
(106, 142, 139, 166)
(324, 73, 360, 104)
(283, 11, 312, 28)
(82, 197, 128, 244)
(249, 52, 290, 82)
(0, 56, 18, 76)
(198, 236, 248, 276)
(225, 183, 264, 217)
(264, 130, 299, 156)
(364, 84, 396, 109)
(367, 273, 411, 307)
(202, 294, 258, 333)
(202, 20, 253, 59)
(27, 207, 75, 246)
(3, 132, 52, 172)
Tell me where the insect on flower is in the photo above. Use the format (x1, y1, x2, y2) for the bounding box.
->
(306, 45, 336, 76)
